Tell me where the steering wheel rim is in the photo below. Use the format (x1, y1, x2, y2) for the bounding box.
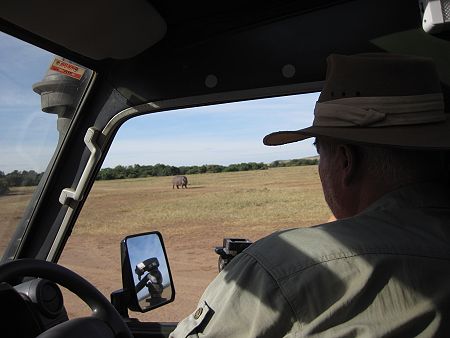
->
(0, 258, 132, 338)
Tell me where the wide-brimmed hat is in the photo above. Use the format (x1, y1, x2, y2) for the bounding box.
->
(263, 53, 450, 149)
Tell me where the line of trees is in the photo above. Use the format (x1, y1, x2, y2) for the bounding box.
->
(0, 158, 319, 195)
(0, 170, 43, 195)
(96, 158, 319, 181)
(270, 158, 319, 168)
(96, 162, 268, 180)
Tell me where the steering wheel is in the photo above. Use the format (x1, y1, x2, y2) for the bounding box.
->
(0, 258, 132, 338)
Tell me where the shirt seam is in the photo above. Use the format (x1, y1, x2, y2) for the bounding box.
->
(247, 249, 450, 284)
(239, 251, 300, 327)
(242, 249, 450, 325)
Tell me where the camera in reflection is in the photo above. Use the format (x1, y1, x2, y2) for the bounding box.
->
(134, 258, 165, 305)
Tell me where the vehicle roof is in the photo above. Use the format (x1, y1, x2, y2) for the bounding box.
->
(1, 0, 431, 105)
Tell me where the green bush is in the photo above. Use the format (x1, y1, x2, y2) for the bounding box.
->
(0, 178, 9, 195)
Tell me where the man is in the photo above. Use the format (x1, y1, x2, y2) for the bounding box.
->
(170, 53, 450, 337)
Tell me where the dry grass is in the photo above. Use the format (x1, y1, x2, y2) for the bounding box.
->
(0, 186, 36, 253)
(66, 165, 331, 321)
(0, 165, 330, 255)
(1, 165, 333, 321)
(73, 166, 330, 240)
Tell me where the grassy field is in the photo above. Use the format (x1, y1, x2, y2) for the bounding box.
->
(0, 165, 332, 320)
(0, 165, 331, 262)
(73, 165, 330, 239)
(0, 186, 36, 254)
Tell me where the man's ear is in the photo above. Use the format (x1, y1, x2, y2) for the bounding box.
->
(337, 144, 358, 186)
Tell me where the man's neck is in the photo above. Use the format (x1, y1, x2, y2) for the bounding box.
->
(342, 175, 401, 217)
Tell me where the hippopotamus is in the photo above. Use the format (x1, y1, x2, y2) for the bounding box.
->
(172, 175, 188, 189)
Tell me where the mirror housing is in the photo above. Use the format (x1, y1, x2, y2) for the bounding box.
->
(119, 231, 175, 313)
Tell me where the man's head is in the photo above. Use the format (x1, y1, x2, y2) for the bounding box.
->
(264, 53, 450, 219)
(314, 136, 449, 219)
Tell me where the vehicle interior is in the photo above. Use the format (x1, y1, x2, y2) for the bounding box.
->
(1, 0, 450, 337)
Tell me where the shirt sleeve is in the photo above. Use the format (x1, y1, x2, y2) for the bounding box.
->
(169, 252, 296, 338)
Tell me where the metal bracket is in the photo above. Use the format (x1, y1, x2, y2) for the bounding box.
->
(59, 127, 102, 205)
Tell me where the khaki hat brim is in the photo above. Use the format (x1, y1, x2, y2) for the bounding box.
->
(263, 119, 450, 150)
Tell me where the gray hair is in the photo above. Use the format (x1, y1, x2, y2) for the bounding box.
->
(315, 137, 450, 185)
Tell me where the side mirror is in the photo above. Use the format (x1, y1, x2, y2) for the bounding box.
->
(120, 231, 175, 313)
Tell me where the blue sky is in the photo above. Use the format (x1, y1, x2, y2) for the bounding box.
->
(0, 32, 58, 173)
(0, 32, 320, 174)
(106, 93, 320, 168)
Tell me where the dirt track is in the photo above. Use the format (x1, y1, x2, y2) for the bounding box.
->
(59, 232, 220, 322)
(59, 220, 305, 322)
(60, 221, 336, 323)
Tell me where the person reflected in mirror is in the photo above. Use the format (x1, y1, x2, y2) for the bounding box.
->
(135, 257, 165, 306)
(170, 53, 450, 337)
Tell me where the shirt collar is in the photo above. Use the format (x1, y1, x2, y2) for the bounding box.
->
(364, 181, 450, 213)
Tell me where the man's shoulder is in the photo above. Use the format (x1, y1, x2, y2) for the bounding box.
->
(244, 219, 365, 279)
(244, 205, 450, 281)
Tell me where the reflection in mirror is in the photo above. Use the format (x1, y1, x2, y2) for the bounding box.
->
(124, 232, 174, 312)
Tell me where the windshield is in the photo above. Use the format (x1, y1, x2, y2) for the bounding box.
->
(58, 92, 331, 321)
(0, 32, 92, 259)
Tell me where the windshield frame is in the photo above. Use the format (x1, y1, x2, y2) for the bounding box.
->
(1, 59, 96, 263)
(45, 80, 324, 262)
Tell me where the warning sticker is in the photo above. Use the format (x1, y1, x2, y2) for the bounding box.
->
(50, 59, 85, 80)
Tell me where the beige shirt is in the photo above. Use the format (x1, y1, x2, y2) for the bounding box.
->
(170, 182, 450, 337)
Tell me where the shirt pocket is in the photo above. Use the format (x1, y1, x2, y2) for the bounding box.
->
(169, 301, 213, 338)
